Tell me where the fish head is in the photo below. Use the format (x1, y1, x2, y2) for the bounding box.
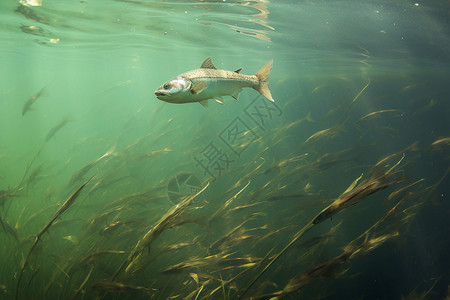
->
(154, 76, 192, 103)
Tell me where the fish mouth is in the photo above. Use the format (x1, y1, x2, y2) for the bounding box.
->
(154, 90, 169, 99)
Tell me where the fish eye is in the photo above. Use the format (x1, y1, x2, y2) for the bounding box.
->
(163, 83, 170, 90)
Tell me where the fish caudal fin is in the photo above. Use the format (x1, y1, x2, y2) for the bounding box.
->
(254, 60, 274, 102)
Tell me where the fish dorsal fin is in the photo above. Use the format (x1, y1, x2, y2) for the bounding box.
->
(199, 100, 208, 108)
(234, 68, 242, 73)
(200, 57, 216, 69)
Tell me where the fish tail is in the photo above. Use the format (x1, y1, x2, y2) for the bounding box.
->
(254, 59, 274, 102)
(37, 86, 50, 98)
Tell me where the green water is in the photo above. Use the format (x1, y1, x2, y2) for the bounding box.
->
(1, 0, 449, 299)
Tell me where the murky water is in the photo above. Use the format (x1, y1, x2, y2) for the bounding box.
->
(1, 0, 449, 299)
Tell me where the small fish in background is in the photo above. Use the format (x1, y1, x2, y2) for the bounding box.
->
(355, 109, 404, 128)
(91, 281, 150, 293)
(45, 116, 73, 142)
(413, 98, 437, 116)
(154, 57, 274, 107)
(22, 85, 49, 116)
(430, 137, 450, 151)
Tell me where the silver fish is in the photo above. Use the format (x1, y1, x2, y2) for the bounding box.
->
(154, 57, 274, 107)
(22, 85, 49, 116)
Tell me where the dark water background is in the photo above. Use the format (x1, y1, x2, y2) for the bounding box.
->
(1, 0, 449, 299)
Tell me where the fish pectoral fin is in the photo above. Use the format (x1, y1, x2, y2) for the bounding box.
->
(199, 100, 208, 108)
(234, 68, 242, 73)
(215, 97, 225, 105)
(191, 81, 207, 94)
(231, 90, 241, 100)
(200, 57, 217, 69)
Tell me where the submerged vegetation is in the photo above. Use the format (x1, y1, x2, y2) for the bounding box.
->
(1, 71, 449, 300)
